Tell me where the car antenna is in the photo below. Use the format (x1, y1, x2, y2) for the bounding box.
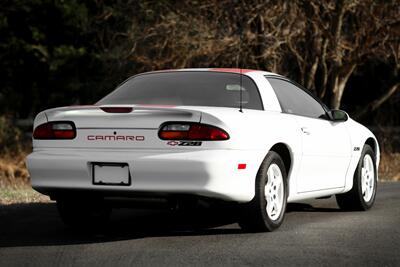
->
(238, 3, 244, 113)
(239, 67, 243, 113)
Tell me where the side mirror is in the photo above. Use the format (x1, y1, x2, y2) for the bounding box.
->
(330, 109, 348, 122)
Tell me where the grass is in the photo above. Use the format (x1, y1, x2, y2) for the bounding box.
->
(0, 150, 30, 189)
(0, 186, 50, 205)
(0, 148, 51, 205)
(379, 152, 400, 181)
(0, 149, 399, 204)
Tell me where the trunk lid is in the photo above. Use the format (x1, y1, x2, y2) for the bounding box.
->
(34, 105, 202, 149)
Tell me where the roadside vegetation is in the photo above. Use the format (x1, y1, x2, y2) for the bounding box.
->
(0, 147, 51, 205)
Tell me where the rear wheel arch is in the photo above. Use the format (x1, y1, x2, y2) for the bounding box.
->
(268, 143, 292, 195)
(269, 143, 292, 177)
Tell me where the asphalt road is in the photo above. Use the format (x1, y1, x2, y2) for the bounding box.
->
(0, 182, 399, 267)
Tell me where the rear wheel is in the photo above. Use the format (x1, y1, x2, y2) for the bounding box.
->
(336, 144, 377, 211)
(56, 196, 111, 229)
(238, 151, 288, 232)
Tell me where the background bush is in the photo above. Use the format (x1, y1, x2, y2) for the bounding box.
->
(0, 116, 22, 153)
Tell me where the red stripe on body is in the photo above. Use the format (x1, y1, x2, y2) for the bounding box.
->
(209, 68, 257, 74)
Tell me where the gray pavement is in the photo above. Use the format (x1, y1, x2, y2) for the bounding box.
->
(0, 182, 399, 266)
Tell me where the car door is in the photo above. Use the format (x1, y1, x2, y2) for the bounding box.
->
(267, 77, 351, 192)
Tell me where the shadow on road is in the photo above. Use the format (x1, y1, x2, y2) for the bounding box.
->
(286, 202, 342, 213)
(0, 202, 243, 248)
(0, 201, 341, 248)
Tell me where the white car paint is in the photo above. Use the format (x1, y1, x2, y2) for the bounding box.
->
(295, 115, 351, 193)
(26, 68, 380, 204)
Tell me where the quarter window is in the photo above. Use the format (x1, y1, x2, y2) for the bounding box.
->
(267, 77, 328, 119)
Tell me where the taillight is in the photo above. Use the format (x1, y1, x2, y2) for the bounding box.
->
(159, 123, 229, 141)
(33, 121, 76, 140)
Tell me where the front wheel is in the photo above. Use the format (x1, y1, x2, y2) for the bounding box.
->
(336, 144, 377, 211)
(238, 151, 288, 232)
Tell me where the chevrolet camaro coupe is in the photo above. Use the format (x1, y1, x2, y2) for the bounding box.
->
(26, 68, 379, 232)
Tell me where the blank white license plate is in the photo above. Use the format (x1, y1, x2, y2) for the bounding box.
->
(92, 163, 130, 186)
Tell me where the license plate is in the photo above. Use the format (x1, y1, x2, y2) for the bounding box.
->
(92, 163, 131, 186)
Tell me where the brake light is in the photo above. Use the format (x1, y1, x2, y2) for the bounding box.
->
(159, 123, 229, 141)
(33, 121, 76, 140)
(100, 107, 133, 113)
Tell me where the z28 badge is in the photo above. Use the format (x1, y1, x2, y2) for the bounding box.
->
(167, 141, 202, 146)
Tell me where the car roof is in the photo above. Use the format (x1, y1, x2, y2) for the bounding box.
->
(138, 68, 282, 77)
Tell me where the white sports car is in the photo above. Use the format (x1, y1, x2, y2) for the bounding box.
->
(26, 68, 379, 232)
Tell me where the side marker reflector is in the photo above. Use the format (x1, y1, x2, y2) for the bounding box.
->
(238, 164, 247, 170)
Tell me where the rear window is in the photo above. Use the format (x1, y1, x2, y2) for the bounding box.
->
(97, 72, 263, 110)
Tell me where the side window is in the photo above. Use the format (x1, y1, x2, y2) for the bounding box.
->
(267, 77, 328, 119)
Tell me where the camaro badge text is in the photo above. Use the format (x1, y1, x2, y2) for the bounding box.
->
(87, 135, 145, 141)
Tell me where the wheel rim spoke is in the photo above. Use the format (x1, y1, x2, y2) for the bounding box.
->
(272, 202, 278, 217)
(265, 163, 284, 221)
(267, 198, 274, 215)
(361, 167, 366, 195)
(364, 183, 369, 200)
(361, 154, 374, 202)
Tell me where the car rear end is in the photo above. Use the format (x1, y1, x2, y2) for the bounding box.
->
(27, 71, 266, 203)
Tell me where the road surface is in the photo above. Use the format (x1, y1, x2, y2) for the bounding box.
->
(0, 182, 399, 266)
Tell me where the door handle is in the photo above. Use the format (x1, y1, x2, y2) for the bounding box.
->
(301, 127, 310, 135)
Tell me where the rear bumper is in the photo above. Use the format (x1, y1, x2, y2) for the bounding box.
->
(26, 148, 264, 202)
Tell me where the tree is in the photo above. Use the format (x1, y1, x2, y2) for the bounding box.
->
(0, 0, 109, 117)
(252, 0, 399, 110)
(0, 0, 398, 120)
(99, 0, 399, 110)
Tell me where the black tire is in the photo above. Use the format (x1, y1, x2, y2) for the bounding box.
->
(336, 144, 377, 211)
(238, 151, 288, 232)
(56, 196, 111, 229)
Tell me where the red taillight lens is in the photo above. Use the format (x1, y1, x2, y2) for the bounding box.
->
(33, 121, 76, 140)
(159, 123, 229, 141)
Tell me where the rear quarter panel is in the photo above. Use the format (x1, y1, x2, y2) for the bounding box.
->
(200, 108, 303, 199)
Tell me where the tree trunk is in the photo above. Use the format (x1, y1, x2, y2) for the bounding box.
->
(330, 64, 356, 109)
(306, 56, 319, 91)
(331, 78, 347, 109)
(319, 39, 329, 99)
